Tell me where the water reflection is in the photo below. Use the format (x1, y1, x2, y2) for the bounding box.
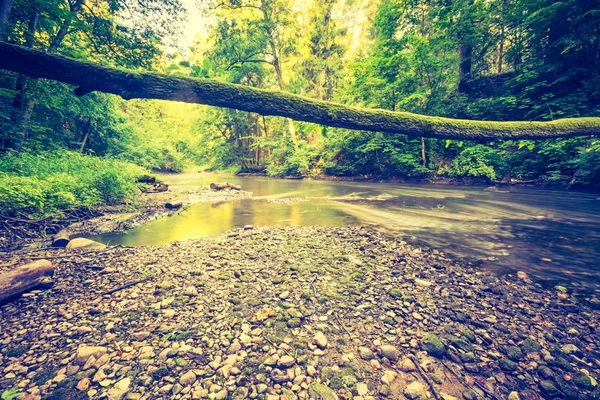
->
(91, 173, 600, 293)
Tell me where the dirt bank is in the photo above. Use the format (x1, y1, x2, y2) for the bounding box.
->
(1, 226, 598, 400)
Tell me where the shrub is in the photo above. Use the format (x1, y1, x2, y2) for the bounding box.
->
(0, 151, 148, 217)
(450, 145, 500, 181)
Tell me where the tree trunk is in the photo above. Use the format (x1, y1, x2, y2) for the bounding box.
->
(0, 0, 12, 40)
(0, 260, 55, 305)
(271, 48, 299, 150)
(52, 230, 71, 247)
(8, 10, 37, 151)
(79, 118, 92, 152)
(458, 43, 473, 94)
(0, 42, 598, 140)
(420, 136, 426, 166)
(49, 0, 84, 53)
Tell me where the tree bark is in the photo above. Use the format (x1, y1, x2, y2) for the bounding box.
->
(0, 0, 12, 40)
(0, 42, 599, 140)
(9, 10, 38, 151)
(0, 260, 55, 305)
(52, 230, 71, 247)
(458, 43, 472, 94)
(79, 118, 92, 152)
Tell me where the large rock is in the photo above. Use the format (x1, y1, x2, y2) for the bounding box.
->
(66, 238, 106, 250)
(0, 260, 55, 305)
(309, 383, 339, 400)
(74, 346, 108, 366)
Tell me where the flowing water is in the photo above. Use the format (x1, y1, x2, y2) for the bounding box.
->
(91, 173, 600, 296)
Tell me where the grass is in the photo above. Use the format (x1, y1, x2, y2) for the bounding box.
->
(0, 150, 149, 218)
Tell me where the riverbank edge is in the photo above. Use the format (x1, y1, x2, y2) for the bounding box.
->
(0, 184, 253, 252)
(236, 172, 600, 193)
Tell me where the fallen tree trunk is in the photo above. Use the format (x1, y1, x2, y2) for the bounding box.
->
(51, 230, 70, 247)
(0, 259, 55, 304)
(0, 42, 598, 140)
(210, 182, 241, 191)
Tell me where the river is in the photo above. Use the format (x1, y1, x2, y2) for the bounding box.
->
(91, 173, 600, 298)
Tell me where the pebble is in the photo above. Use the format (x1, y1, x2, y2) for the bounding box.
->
(313, 331, 328, 349)
(404, 381, 426, 400)
(74, 345, 107, 365)
(278, 355, 296, 368)
(179, 370, 196, 386)
(0, 226, 597, 400)
(378, 345, 400, 361)
(381, 370, 397, 384)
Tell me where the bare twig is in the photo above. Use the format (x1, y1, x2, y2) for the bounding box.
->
(101, 275, 153, 296)
(333, 310, 353, 339)
(408, 354, 443, 400)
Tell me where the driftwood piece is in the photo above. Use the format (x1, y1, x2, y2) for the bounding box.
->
(140, 182, 168, 193)
(165, 202, 182, 210)
(52, 230, 70, 247)
(0, 260, 55, 304)
(210, 182, 241, 191)
(0, 42, 598, 141)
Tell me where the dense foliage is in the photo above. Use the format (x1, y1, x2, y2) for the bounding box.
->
(0, 0, 599, 190)
(0, 151, 146, 217)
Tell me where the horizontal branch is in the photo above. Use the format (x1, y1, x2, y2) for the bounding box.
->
(0, 41, 598, 140)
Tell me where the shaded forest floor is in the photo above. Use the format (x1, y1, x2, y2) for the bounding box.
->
(1, 226, 598, 400)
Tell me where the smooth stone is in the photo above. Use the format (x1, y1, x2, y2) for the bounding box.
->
(381, 370, 397, 384)
(404, 381, 426, 400)
(398, 357, 417, 372)
(278, 355, 296, 368)
(414, 278, 432, 287)
(74, 346, 107, 366)
(179, 370, 196, 386)
(378, 345, 400, 362)
(107, 377, 131, 400)
(66, 238, 106, 250)
(357, 383, 368, 396)
(314, 331, 328, 349)
(184, 286, 199, 296)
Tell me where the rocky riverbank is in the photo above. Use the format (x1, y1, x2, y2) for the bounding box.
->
(1, 183, 252, 251)
(66, 184, 253, 238)
(1, 226, 598, 400)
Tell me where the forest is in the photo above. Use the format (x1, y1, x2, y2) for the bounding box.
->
(1, 1, 600, 400)
(1, 0, 600, 218)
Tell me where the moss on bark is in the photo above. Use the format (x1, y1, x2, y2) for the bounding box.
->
(0, 41, 599, 140)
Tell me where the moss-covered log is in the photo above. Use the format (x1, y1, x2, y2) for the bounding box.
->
(0, 41, 599, 140)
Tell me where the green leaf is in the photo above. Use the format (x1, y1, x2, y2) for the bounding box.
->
(445, 139, 452, 148)
(2, 387, 20, 400)
(166, 64, 180, 73)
